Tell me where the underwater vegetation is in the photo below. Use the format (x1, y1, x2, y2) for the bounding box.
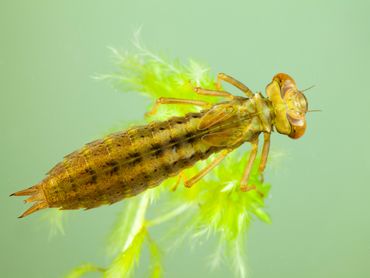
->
(35, 37, 271, 278)
(7, 33, 281, 277)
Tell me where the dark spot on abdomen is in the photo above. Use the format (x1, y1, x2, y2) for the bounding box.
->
(106, 160, 119, 167)
(90, 175, 98, 183)
(110, 165, 120, 175)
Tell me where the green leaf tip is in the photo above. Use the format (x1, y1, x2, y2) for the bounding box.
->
(65, 264, 105, 278)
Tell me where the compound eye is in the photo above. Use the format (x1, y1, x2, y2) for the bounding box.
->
(284, 89, 308, 115)
(280, 79, 296, 98)
(287, 111, 305, 125)
(287, 111, 300, 121)
(295, 92, 308, 113)
(288, 120, 306, 139)
(287, 110, 306, 139)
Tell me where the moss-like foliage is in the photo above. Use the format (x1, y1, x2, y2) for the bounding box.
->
(66, 37, 271, 278)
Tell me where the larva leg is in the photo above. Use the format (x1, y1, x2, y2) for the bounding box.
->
(240, 139, 259, 191)
(185, 150, 230, 188)
(258, 133, 271, 181)
(193, 87, 234, 99)
(171, 172, 187, 191)
(216, 72, 254, 98)
(146, 97, 211, 117)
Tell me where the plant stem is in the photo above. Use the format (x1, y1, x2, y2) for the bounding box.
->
(122, 193, 150, 252)
(147, 204, 192, 227)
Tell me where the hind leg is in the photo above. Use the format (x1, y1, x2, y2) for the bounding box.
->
(184, 150, 230, 188)
(171, 172, 187, 191)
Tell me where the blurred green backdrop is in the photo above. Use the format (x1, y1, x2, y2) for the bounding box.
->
(1, 0, 369, 277)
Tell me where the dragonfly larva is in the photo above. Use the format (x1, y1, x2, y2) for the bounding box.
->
(12, 73, 308, 218)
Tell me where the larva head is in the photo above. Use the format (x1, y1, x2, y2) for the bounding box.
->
(266, 73, 308, 139)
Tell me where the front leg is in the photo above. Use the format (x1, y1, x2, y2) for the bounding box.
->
(192, 72, 254, 100)
(146, 97, 211, 117)
(216, 73, 254, 98)
(193, 86, 234, 99)
(240, 138, 259, 192)
(258, 133, 271, 181)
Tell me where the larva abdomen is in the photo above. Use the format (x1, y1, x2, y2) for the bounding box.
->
(12, 111, 224, 217)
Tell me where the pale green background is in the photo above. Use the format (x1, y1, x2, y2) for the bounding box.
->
(1, 0, 369, 277)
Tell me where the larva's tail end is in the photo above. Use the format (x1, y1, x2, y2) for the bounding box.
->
(11, 184, 49, 218)
(10, 185, 39, 197)
(18, 201, 48, 218)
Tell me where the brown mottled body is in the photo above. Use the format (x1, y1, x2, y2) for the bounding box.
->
(12, 73, 309, 218)
(46, 111, 227, 210)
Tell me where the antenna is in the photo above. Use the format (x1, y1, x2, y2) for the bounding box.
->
(301, 85, 315, 92)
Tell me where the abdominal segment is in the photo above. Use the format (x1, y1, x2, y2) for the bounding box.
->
(41, 111, 223, 210)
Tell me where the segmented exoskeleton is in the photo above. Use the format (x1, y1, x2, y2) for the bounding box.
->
(12, 73, 309, 218)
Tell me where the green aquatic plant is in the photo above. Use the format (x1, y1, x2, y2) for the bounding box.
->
(66, 38, 271, 278)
